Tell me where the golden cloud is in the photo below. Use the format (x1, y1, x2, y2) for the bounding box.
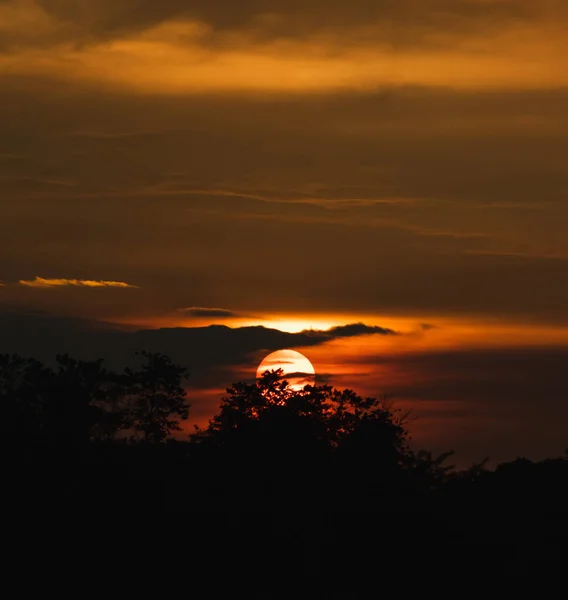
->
(19, 277, 138, 289)
(1, 12, 567, 93)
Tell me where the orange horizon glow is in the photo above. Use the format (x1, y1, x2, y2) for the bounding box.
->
(108, 310, 568, 350)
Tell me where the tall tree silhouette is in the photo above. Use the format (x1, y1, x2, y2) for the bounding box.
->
(0, 354, 47, 444)
(44, 354, 112, 447)
(125, 351, 190, 442)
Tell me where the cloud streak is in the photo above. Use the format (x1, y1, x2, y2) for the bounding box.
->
(15, 1, 568, 49)
(306, 323, 397, 339)
(18, 277, 138, 289)
(177, 306, 240, 318)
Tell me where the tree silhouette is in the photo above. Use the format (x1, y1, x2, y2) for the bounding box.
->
(199, 368, 413, 505)
(44, 354, 114, 447)
(0, 354, 47, 444)
(4, 351, 568, 554)
(125, 351, 190, 442)
(207, 368, 409, 452)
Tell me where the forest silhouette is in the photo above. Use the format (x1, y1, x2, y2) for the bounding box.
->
(3, 350, 568, 567)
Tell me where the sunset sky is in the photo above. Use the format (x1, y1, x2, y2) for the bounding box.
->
(2, 0, 568, 466)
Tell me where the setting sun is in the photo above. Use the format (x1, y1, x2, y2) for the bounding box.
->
(256, 349, 316, 390)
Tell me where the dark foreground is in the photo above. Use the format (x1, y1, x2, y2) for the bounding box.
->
(3, 353, 568, 582)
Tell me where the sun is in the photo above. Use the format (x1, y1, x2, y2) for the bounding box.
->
(256, 349, 316, 391)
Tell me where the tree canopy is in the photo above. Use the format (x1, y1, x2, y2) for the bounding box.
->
(0, 351, 190, 446)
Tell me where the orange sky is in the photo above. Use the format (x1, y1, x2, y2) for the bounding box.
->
(2, 0, 568, 465)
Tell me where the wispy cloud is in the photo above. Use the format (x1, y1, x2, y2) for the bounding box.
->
(464, 250, 568, 262)
(19, 277, 138, 289)
(300, 323, 398, 340)
(177, 306, 239, 318)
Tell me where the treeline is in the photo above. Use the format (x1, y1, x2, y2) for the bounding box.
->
(1, 351, 189, 445)
(3, 351, 568, 556)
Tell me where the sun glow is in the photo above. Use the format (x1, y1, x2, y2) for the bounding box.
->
(256, 349, 316, 391)
(245, 317, 336, 333)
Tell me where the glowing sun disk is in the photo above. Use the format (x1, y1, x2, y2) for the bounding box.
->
(256, 349, 316, 390)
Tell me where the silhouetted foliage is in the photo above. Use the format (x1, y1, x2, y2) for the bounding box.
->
(0, 351, 191, 446)
(0, 354, 47, 443)
(206, 368, 409, 450)
(124, 351, 190, 442)
(195, 369, 432, 505)
(44, 354, 112, 447)
(3, 352, 568, 564)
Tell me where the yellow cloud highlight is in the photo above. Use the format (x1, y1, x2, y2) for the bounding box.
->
(19, 277, 138, 289)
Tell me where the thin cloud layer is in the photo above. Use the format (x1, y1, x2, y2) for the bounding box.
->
(2, 82, 568, 319)
(178, 307, 239, 318)
(25, 1, 568, 45)
(305, 323, 397, 338)
(18, 277, 138, 289)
